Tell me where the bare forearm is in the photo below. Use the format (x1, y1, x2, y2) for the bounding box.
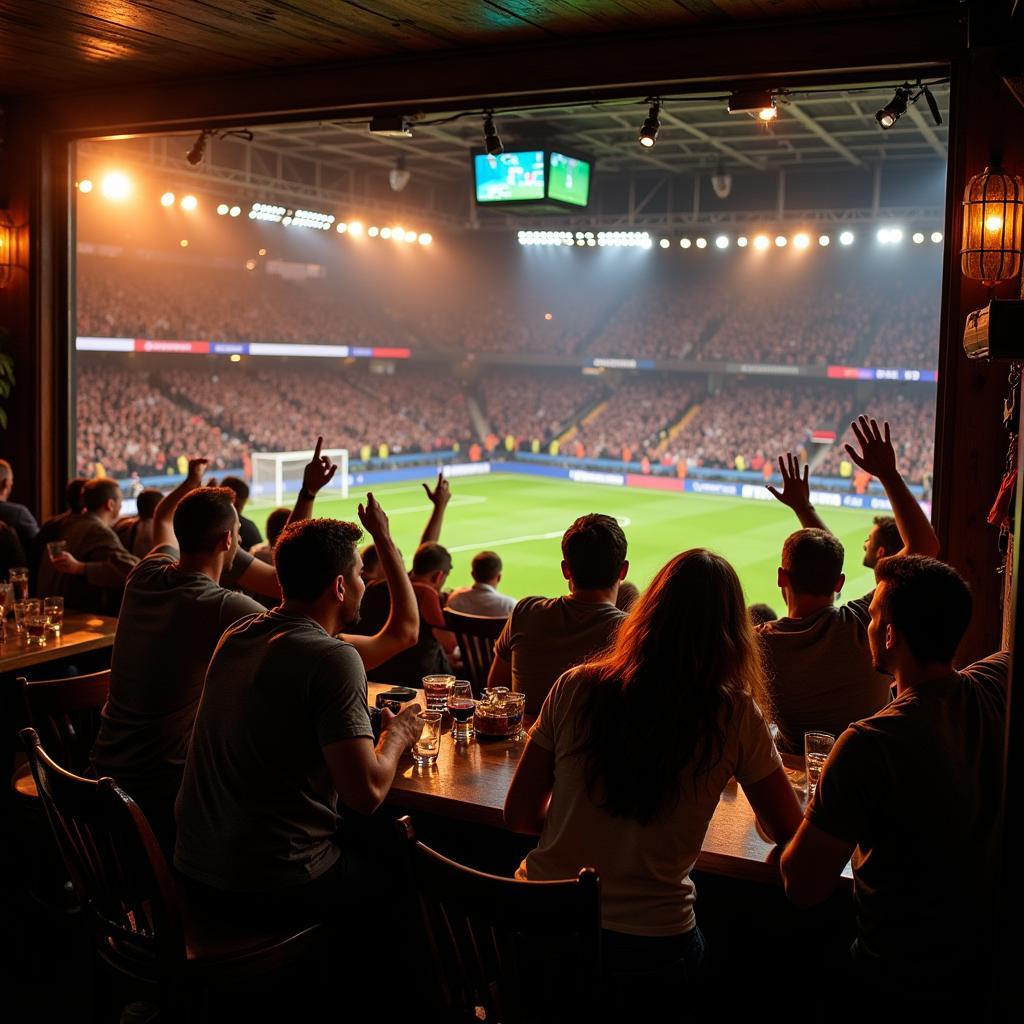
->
(367, 729, 409, 804)
(793, 504, 830, 533)
(420, 506, 445, 545)
(286, 488, 316, 529)
(152, 480, 197, 546)
(378, 536, 417, 637)
(879, 471, 939, 556)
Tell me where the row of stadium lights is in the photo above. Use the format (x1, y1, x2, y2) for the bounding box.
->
(75, 174, 432, 245)
(518, 229, 944, 249)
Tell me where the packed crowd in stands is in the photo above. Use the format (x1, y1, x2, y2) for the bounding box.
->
(478, 370, 607, 444)
(862, 293, 941, 370)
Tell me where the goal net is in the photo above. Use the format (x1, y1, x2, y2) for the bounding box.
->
(250, 448, 350, 507)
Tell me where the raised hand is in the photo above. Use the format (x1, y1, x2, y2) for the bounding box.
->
(422, 472, 451, 510)
(357, 492, 390, 540)
(186, 457, 209, 486)
(302, 436, 338, 496)
(844, 416, 898, 481)
(380, 702, 425, 751)
(767, 452, 812, 512)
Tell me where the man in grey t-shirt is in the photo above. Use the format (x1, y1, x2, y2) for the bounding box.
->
(488, 514, 628, 713)
(175, 502, 423, 900)
(760, 417, 940, 752)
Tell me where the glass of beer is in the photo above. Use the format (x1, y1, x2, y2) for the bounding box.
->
(14, 598, 41, 636)
(24, 612, 49, 647)
(422, 674, 455, 713)
(47, 540, 67, 562)
(413, 711, 443, 766)
(9, 567, 29, 602)
(446, 680, 476, 743)
(804, 731, 836, 799)
(43, 597, 64, 640)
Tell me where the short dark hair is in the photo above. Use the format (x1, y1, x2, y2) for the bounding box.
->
(219, 476, 250, 509)
(781, 528, 844, 596)
(562, 514, 628, 589)
(82, 478, 121, 513)
(135, 489, 163, 520)
(471, 550, 502, 583)
(875, 555, 972, 663)
(412, 542, 452, 577)
(66, 477, 87, 512)
(615, 580, 640, 613)
(360, 543, 380, 576)
(873, 516, 902, 556)
(173, 488, 237, 555)
(749, 602, 778, 625)
(275, 518, 362, 601)
(265, 507, 291, 547)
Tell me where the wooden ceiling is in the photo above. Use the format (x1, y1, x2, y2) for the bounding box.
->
(0, 1, 957, 97)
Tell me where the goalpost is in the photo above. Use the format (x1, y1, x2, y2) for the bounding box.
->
(251, 448, 350, 506)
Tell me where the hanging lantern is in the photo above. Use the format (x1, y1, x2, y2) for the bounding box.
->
(960, 166, 1024, 284)
(0, 211, 13, 289)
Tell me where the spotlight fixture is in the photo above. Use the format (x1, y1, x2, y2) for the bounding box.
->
(638, 100, 661, 149)
(483, 112, 503, 157)
(369, 114, 413, 138)
(728, 90, 777, 122)
(875, 80, 942, 131)
(186, 130, 211, 166)
(389, 156, 411, 193)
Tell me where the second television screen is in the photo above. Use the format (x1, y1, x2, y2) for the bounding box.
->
(474, 151, 546, 202)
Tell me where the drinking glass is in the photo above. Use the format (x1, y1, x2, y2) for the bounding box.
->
(24, 613, 48, 647)
(422, 674, 455, 713)
(804, 731, 836, 799)
(47, 540, 67, 561)
(43, 597, 64, 640)
(0, 581, 13, 618)
(447, 680, 476, 742)
(14, 598, 41, 636)
(9, 567, 29, 602)
(413, 711, 443, 766)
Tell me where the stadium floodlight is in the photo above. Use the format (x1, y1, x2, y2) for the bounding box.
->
(78, 179, 93, 193)
(638, 100, 661, 148)
(659, 238, 670, 249)
(249, 202, 286, 223)
(728, 90, 777, 122)
(793, 232, 810, 249)
(753, 234, 770, 250)
(180, 194, 198, 211)
(252, 449, 349, 507)
(839, 230, 855, 246)
(696, 237, 708, 249)
(737, 236, 748, 248)
(337, 222, 348, 234)
(368, 226, 380, 237)
(380, 227, 393, 239)
(404, 231, 417, 243)
(680, 238, 692, 249)
(931, 231, 943, 243)
(216, 202, 229, 215)
(179, 239, 189, 248)
(418, 233, 433, 246)
(162, 192, 177, 207)
(483, 111, 503, 157)
(349, 221, 364, 236)
(229, 206, 241, 217)
(715, 235, 729, 249)
(100, 172, 132, 201)
(775, 235, 788, 247)
(912, 232, 925, 244)
(818, 234, 830, 246)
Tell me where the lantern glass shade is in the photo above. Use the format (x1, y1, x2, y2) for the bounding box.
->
(961, 167, 1024, 283)
(0, 212, 13, 289)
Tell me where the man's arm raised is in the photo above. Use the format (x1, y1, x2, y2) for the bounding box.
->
(766, 452, 831, 533)
(420, 472, 452, 545)
(845, 415, 939, 558)
(150, 457, 208, 550)
(341, 493, 419, 670)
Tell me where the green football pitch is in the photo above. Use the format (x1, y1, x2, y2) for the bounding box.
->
(249, 473, 878, 611)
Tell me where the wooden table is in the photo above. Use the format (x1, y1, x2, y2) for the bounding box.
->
(0, 611, 117, 675)
(370, 684, 852, 887)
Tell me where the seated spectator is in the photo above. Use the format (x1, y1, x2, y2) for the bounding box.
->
(174, 511, 423, 922)
(748, 602, 778, 625)
(38, 478, 138, 615)
(488, 514, 628, 713)
(114, 488, 164, 558)
(355, 541, 458, 685)
(615, 580, 640, 613)
(220, 476, 262, 551)
(781, 556, 1006, 1011)
(28, 477, 87, 591)
(0, 458, 39, 551)
(862, 515, 902, 568)
(759, 421, 939, 752)
(251, 507, 291, 565)
(505, 549, 802, 1012)
(447, 550, 516, 617)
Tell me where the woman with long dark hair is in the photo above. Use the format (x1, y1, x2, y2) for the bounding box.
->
(505, 548, 802, 995)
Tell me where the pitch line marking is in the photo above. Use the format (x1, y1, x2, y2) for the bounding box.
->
(446, 516, 632, 553)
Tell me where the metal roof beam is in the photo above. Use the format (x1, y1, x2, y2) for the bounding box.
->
(657, 108, 763, 170)
(906, 102, 948, 158)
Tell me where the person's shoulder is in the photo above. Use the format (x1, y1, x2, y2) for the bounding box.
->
(961, 651, 1010, 693)
(127, 546, 178, 582)
(837, 590, 875, 626)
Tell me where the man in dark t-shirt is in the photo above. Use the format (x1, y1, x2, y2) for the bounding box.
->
(781, 555, 1007, 1009)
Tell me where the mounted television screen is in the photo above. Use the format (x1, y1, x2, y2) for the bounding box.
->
(547, 152, 591, 207)
(474, 151, 546, 202)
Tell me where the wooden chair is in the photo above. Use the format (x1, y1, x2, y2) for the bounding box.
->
(21, 727, 324, 1022)
(12, 669, 111, 798)
(396, 815, 602, 1023)
(442, 609, 507, 696)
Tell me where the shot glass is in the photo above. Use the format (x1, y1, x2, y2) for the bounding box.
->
(804, 731, 836, 799)
(43, 596, 65, 640)
(24, 613, 49, 647)
(412, 711, 443, 766)
(422, 674, 455, 713)
(14, 598, 41, 636)
(9, 567, 30, 602)
(47, 540, 67, 562)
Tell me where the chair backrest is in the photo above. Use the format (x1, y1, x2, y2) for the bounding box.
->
(20, 727, 186, 973)
(18, 669, 111, 776)
(396, 816, 601, 1023)
(442, 610, 506, 697)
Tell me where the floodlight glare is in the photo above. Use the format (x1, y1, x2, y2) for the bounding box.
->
(380, 227, 393, 239)
(680, 238, 692, 249)
(161, 192, 177, 207)
(418, 233, 433, 245)
(696, 237, 708, 249)
(368, 226, 380, 237)
(930, 231, 943, 243)
(349, 222, 364, 236)
(639, 100, 661, 148)
(818, 234, 831, 246)
(737, 236, 749, 248)
(78, 179, 93, 194)
(839, 230, 855, 246)
(715, 235, 729, 249)
(793, 232, 810, 249)
(229, 206, 241, 217)
(753, 234, 770, 250)
(100, 172, 132, 201)
(180, 194, 198, 211)
(775, 235, 788, 247)
(913, 232, 925, 244)
(659, 238, 670, 249)
(216, 202, 229, 215)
